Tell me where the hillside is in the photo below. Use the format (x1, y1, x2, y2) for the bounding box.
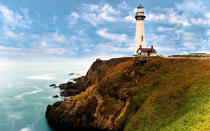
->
(46, 57, 210, 131)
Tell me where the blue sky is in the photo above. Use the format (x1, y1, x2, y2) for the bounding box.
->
(0, 0, 210, 61)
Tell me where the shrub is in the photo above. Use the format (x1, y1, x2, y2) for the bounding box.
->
(96, 66, 103, 73)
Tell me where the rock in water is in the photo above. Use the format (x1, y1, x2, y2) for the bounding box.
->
(58, 77, 89, 97)
(53, 95, 59, 98)
(49, 84, 57, 88)
(68, 73, 74, 75)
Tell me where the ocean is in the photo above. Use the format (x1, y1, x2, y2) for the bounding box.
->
(0, 61, 91, 131)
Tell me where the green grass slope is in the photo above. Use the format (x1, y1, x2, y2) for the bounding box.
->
(108, 58, 210, 131)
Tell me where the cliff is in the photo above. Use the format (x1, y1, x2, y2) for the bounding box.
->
(46, 57, 210, 131)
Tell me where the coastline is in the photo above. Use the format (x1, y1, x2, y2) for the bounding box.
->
(45, 57, 210, 131)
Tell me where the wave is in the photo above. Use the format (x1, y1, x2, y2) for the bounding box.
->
(25, 74, 55, 80)
(20, 126, 31, 131)
(14, 87, 43, 100)
(7, 112, 23, 120)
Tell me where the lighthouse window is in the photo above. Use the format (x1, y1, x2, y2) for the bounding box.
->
(141, 36, 143, 41)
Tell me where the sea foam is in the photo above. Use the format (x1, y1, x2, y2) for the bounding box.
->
(14, 87, 43, 100)
(25, 74, 55, 80)
(20, 126, 31, 131)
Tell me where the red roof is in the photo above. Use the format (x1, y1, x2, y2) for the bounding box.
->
(137, 47, 157, 53)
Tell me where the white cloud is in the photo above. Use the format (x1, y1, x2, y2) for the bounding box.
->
(206, 30, 210, 37)
(146, 9, 191, 27)
(175, 0, 206, 14)
(183, 42, 196, 50)
(146, 32, 173, 46)
(78, 30, 84, 35)
(174, 29, 184, 40)
(145, 0, 210, 27)
(174, 0, 210, 27)
(124, 8, 136, 23)
(147, 13, 166, 21)
(117, 1, 130, 10)
(156, 27, 175, 32)
(101, 4, 117, 14)
(44, 48, 67, 55)
(83, 13, 98, 26)
(190, 18, 210, 26)
(97, 43, 133, 52)
(181, 32, 196, 41)
(177, 31, 209, 52)
(205, 13, 210, 19)
(144, 31, 183, 55)
(0, 4, 32, 28)
(52, 31, 66, 43)
(27, 30, 67, 44)
(83, 41, 133, 59)
(2, 26, 25, 39)
(71, 12, 80, 19)
(96, 29, 128, 43)
(155, 46, 176, 53)
(41, 41, 47, 46)
(84, 48, 91, 52)
(98, 12, 116, 22)
(167, 11, 190, 27)
(83, 4, 119, 26)
(97, 43, 134, 53)
(89, 5, 99, 11)
(21, 8, 32, 25)
(67, 12, 80, 25)
(199, 39, 210, 53)
(0, 46, 22, 51)
(4, 28, 18, 38)
(0, 27, 76, 57)
(124, 15, 135, 23)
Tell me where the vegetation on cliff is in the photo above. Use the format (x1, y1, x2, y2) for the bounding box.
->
(46, 57, 210, 131)
(116, 58, 210, 131)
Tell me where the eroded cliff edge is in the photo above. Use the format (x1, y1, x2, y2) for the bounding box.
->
(46, 57, 210, 131)
(46, 57, 133, 130)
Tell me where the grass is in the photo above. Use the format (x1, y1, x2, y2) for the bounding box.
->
(95, 58, 210, 131)
(117, 58, 210, 131)
(171, 55, 209, 57)
(96, 66, 103, 73)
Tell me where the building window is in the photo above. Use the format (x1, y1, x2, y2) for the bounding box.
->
(141, 36, 143, 41)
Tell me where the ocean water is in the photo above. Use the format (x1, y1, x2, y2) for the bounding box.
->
(0, 61, 90, 131)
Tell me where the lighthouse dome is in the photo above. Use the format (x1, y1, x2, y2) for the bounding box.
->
(137, 5, 144, 12)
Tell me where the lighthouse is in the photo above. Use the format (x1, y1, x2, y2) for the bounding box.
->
(134, 4, 146, 55)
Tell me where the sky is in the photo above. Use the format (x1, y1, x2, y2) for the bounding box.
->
(0, 0, 210, 61)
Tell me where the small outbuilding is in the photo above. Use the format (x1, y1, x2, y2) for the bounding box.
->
(136, 45, 157, 57)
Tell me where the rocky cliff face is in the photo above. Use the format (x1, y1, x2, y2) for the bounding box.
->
(46, 57, 133, 130)
(46, 57, 210, 131)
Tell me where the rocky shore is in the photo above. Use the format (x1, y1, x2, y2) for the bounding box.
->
(58, 76, 90, 97)
(49, 73, 90, 98)
(46, 57, 132, 130)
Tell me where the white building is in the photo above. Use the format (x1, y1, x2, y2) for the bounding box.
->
(134, 5, 146, 55)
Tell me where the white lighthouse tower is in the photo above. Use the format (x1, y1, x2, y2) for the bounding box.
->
(134, 4, 146, 55)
